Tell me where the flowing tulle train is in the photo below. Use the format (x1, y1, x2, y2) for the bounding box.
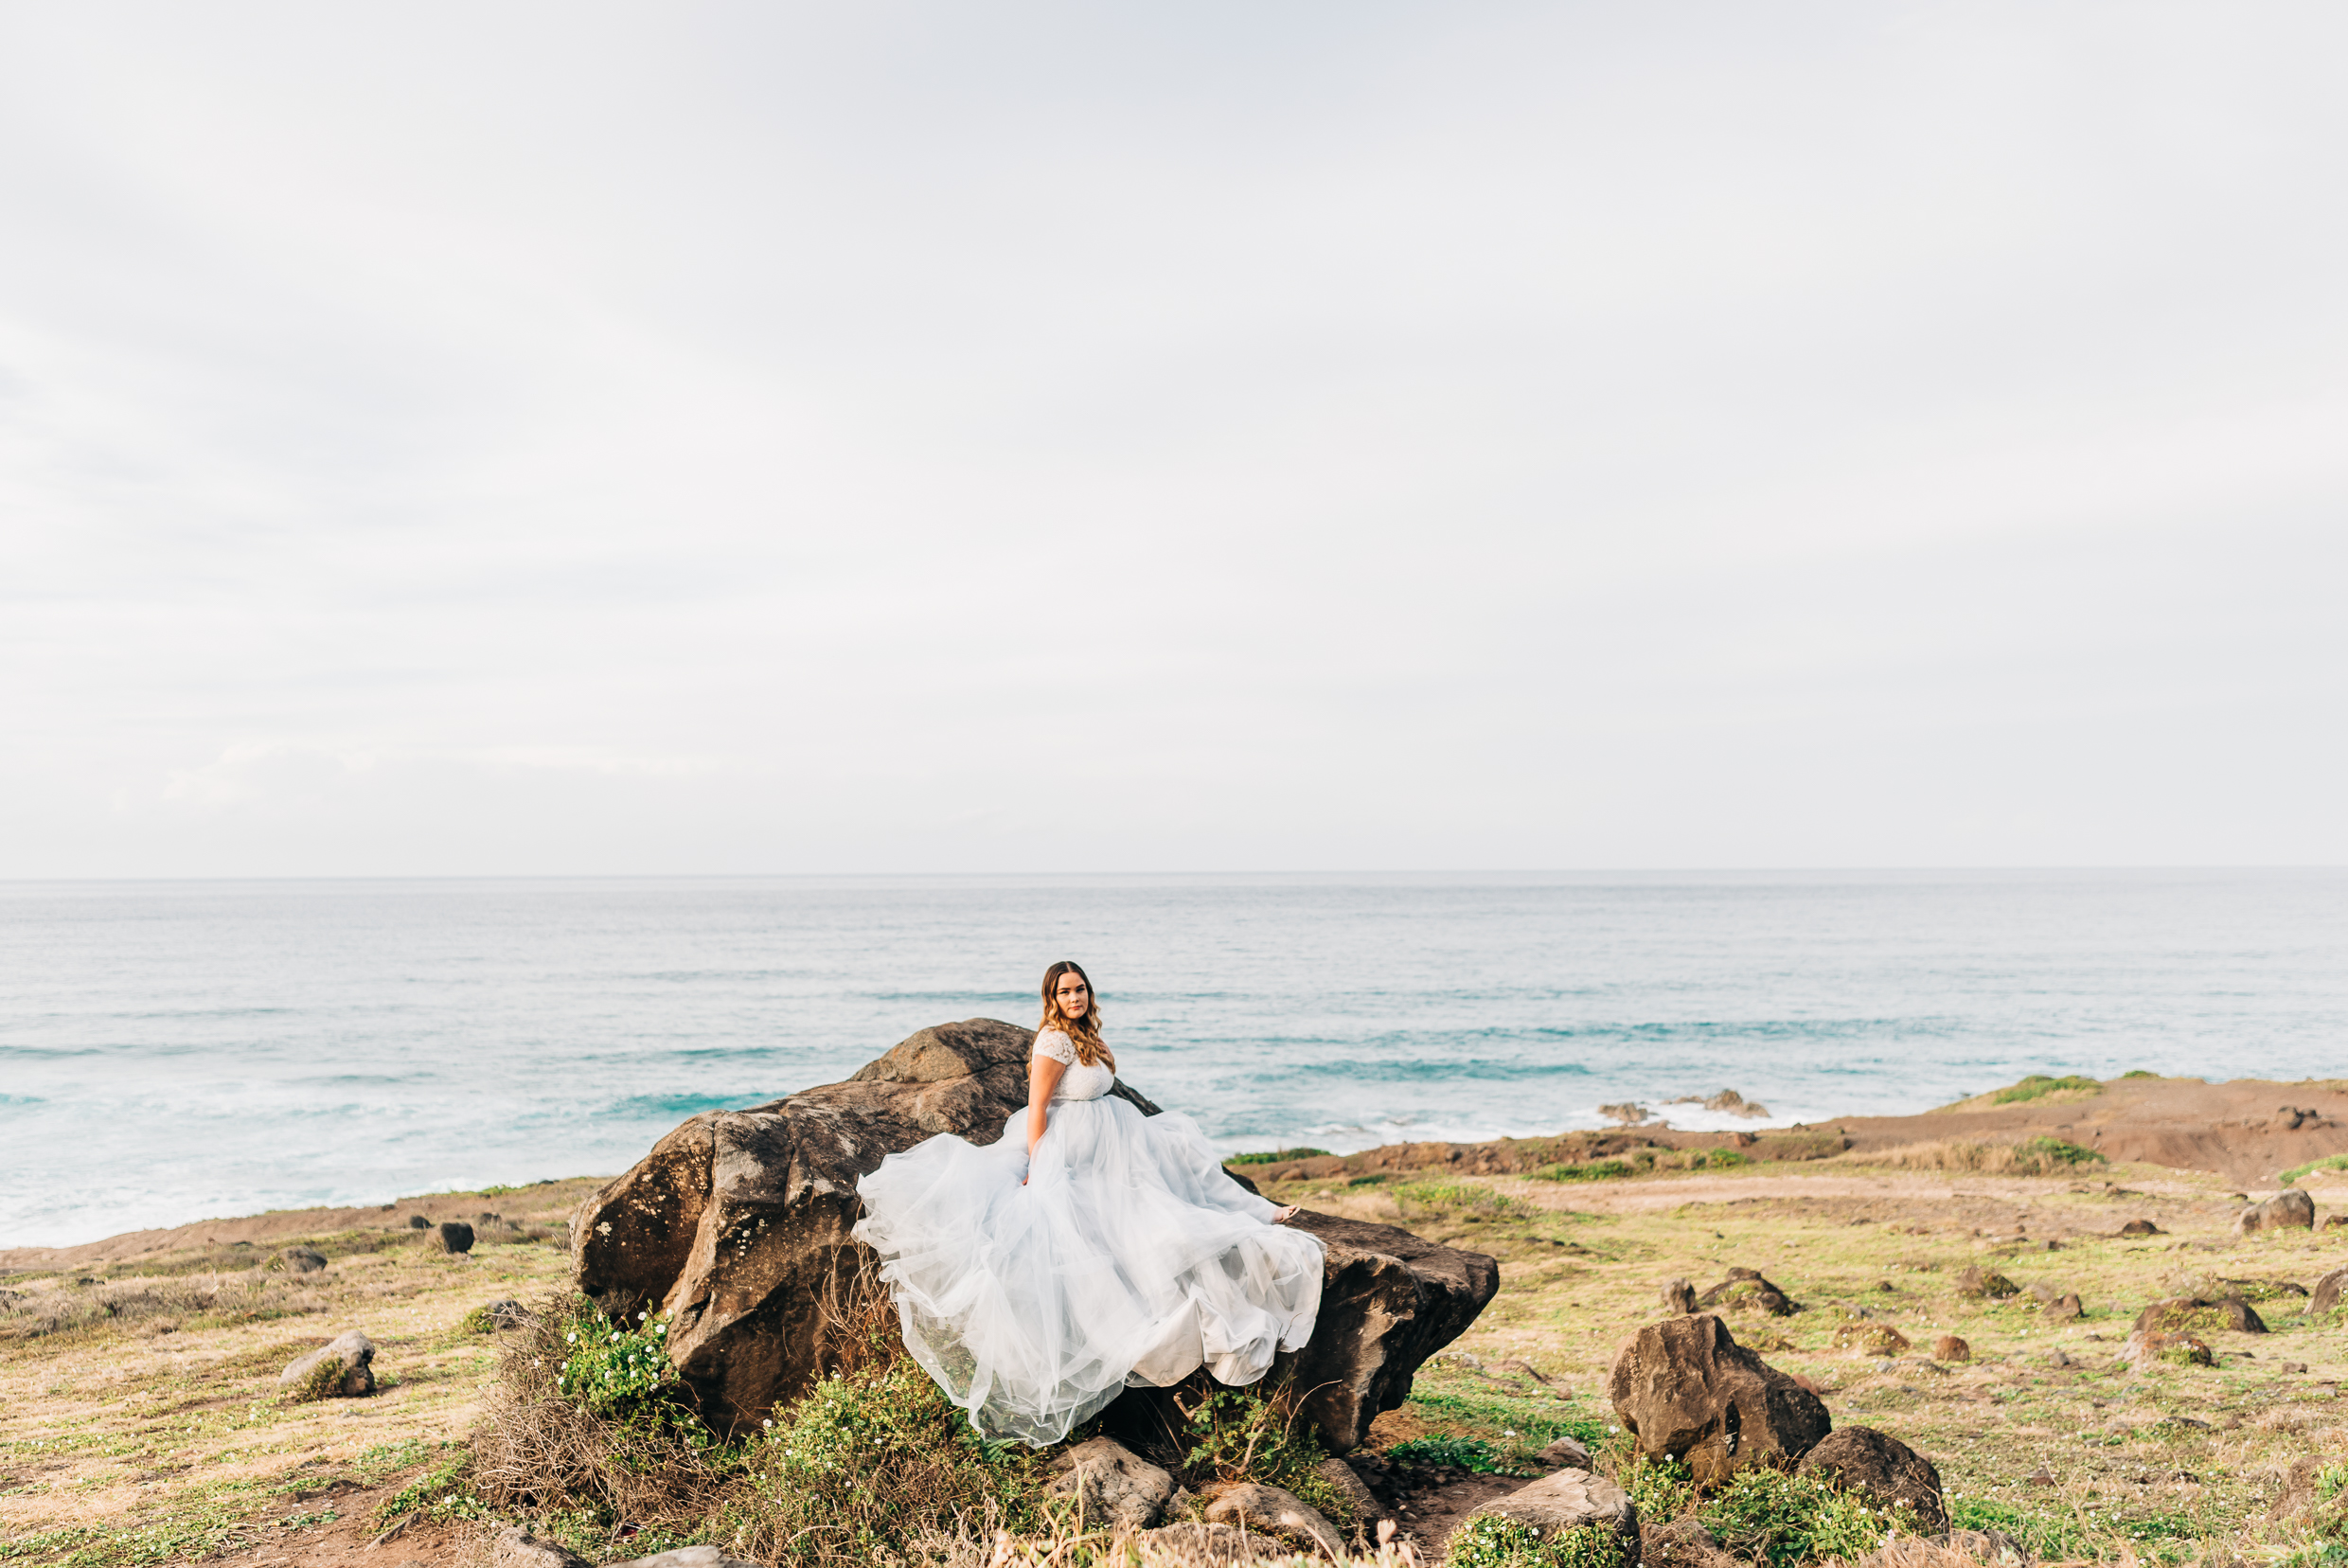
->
(852, 1096, 1325, 1447)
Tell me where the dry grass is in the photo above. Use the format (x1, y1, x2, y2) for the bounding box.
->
(1833, 1139, 2108, 1178)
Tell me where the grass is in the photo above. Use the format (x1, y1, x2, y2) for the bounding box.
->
(1842, 1136, 2107, 1177)
(1993, 1075, 2105, 1106)
(2282, 1152, 2348, 1186)
(1227, 1148, 1332, 1166)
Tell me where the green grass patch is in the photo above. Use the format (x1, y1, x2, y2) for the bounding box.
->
(1225, 1148, 1331, 1165)
(2011, 1135, 2107, 1168)
(1698, 1467, 1901, 1566)
(1537, 1161, 1632, 1183)
(1387, 1434, 1534, 1476)
(1948, 1496, 2095, 1559)
(1447, 1514, 1628, 1568)
(2282, 1152, 2348, 1186)
(1991, 1074, 2102, 1105)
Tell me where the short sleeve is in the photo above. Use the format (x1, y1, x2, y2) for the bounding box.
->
(1033, 1030, 1076, 1065)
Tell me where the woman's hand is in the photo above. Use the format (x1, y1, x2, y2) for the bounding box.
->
(1272, 1204, 1301, 1222)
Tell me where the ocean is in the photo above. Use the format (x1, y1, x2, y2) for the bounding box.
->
(3, 870, 2342, 1248)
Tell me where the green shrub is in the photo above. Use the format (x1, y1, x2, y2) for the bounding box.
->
(1991, 1075, 2100, 1105)
(1227, 1148, 1331, 1165)
(1947, 1496, 2093, 1558)
(1389, 1434, 1534, 1476)
(2010, 1135, 2106, 1170)
(1447, 1514, 1628, 1568)
(1617, 1453, 1697, 1523)
(556, 1303, 674, 1415)
(1698, 1466, 1894, 1566)
(1699, 1149, 1750, 1169)
(1178, 1384, 1347, 1518)
(1539, 1161, 1632, 1183)
(1395, 1181, 1519, 1212)
(2120, 1069, 2158, 1079)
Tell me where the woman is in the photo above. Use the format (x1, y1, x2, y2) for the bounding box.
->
(852, 961, 1325, 1447)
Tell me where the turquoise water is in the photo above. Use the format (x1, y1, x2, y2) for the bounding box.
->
(2, 870, 2342, 1247)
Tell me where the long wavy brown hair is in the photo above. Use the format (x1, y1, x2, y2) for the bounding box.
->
(1038, 960, 1114, 1070)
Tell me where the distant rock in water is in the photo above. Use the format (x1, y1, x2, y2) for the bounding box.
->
(1666, 1089, 1771, 1118)
(1599, 1102, 1652, 1125)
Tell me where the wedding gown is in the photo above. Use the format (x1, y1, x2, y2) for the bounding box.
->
(851, 1029, 1325, 1447)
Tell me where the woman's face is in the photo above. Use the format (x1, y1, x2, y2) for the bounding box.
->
(1054, 972, 1091, 1023)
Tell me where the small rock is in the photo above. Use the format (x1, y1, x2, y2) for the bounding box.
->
(2133, 1296, 2266, 1335)
(2047, 1348, 2079, 1369)
(2284, 1361, 2309, 1374)
(1535, 1433, 1594, 1470)
(1933, 1335, 1972, 1362)
(1201, 1483, 1343, 1557)
(1468, 1468, 1641, 1560)
(474, 1299, 531, 1330)
(2043, 1293, 2082, 1323)
(2326, 1215, 2348, 1230)
(278, 1329, 376, 1399)
(2117, 1219, 2162, 1237)
(1830, 1321, 1912, 1358)
(2312, 1265, 2348, 1317)
(427, 1221, 475, 1255)
(492, 1529, 592, 1568)
(1643, 1515, 1740, 1568)
(2024, 1467, 2056, 1487)
(1046, 1437, 1176, 1530)
(2121, 1328, 2214, 1367)
(1956, 1266, 2021, 1299)
(1798, 1426, 1948, 1535)
(1313, 1456, 1389, 1528)
(1662, 1277, 1698, 1314)
(276, 1246, 328, 1274)
(2237, 1190, 2317, 1236)
(603, 1548, 762, 1568)
(1696, 1266, 1802, 1316)
(406, 1215, 431, 1230)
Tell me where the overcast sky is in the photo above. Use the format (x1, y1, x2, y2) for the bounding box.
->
(4, 2, 2342, 877)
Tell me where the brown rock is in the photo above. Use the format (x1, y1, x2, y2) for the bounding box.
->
(1696, 1267, 1801, 1316)
(1663, 1277, 1698, 1314)
(2314, 1266, 2348, 1317)
(1829, 1321, 1910, 1358)
(572, 1017, 1495, 1444)
(1047, 1437, 1175, 1529)
(1932, 1335, 1971, 1362)
(1797, 1426, 1948, 1534)
(492, 1526, 591, 1567)
(1609, 1313, 1832, 1486)
(1538, 1434, 1594, 1470)
(1469, 1468, 1641, 1561)
(2236, 1189, 2317, 1235)
(2122, 1328, 2214, 1367)
(2042, 1293, 2082, 1323)
(427, 1221, 474, 1255)
(277, 1329, 375, 1399)
(2117, 1219, 2162, 1237)
(275, 1245, 327, 1274)
(1312, 1456, 1389, 1529)
(1201, 1482, 1343, 1556)
(1955, 1266, 2020, 1299)
(2132, 1296, 2266, 1335)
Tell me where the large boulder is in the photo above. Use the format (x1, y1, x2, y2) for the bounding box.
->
(1797, 1426, 1947, 1534)
(2132, 1296, 2267, 1335)
(278, 1329, 376, 1399)
(1609, 1314, 1831, 1486)
(2238, 1190, 2317, 1235)
(571, 1018, 1497, 1444)
(1468, 1469, 1641, 1563)
(2313, 1266, 2348, 1317)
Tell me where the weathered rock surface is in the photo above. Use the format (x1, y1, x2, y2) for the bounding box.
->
(2268, 1452, 2348, 1522)
(2313, 1266, 2348, 1317)
(1954, 1266, 2020, 1299)
(1469, 1469, 1641, 1561)
(1642, 1516, 1736, 1568)
(278, 1329, 375, 1399)
(572, 1018, 1497, 1443)
(2117, 1219, 2162, 1237)
(2042, 1293, 2082, 1323)
(1202, 1482, 1343, 1556)
(1696, 1267, 1799, 1316)
(1609, 1313, 1832, 1486)
(2237, 1189, 2316, 1235)
(2122, 1328, 2214, 1367)
(1797, 1426, 1948, 1534)
(474, 1298, 532, 1330)
(1932, 1334, 1971, 1362)
(2133, 1296, 2266, 1335)
(1046, 1436, 1177, 1530)
(274, 1245, 327, 1274)
(604, 1547, 763, 1568)
(491, 1529, 591, 1568)
(1313, 1456, 1389, 1530)
(428, 1221, 474, 1255)
(1662, 1278, 1698, 1314)
(1538, 1434, 1594, 1469)
(1829, 1321, 1910, 1358)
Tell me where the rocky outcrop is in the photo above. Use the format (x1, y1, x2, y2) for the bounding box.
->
(571, 1018, 1496, 1444)
(1609, 1314, 1832, 1486)
(275, 1245, 326, 1274)
(1468, 1469, 1641, 1563)
(2313, 1266, 2348, 1317)
(1797, 1427, 1947, 1534)
(2132, 1296, 2266, 1335)
(1046, 1437, 1176, 1529)
(2042, 1293, 2082, 1323)
(1662, 1278, 1698, 1314)
(2122, 1328, 2214, 1367)
(1954, 1266, 2020, 1300)
(2238, 1190, 2317, 1235)
(1696, 1268, 1800, 1316)
(278, 1329, 375, 1399)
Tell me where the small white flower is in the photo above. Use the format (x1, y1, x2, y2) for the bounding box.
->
(639, 1310, 649, 1321)
(763, 1418, 773, 1428)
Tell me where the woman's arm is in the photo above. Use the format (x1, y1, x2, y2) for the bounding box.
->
(1023, 1054, 1069, 1182)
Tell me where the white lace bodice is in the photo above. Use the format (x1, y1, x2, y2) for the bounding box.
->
(1034, 1029, 1117, 1102)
